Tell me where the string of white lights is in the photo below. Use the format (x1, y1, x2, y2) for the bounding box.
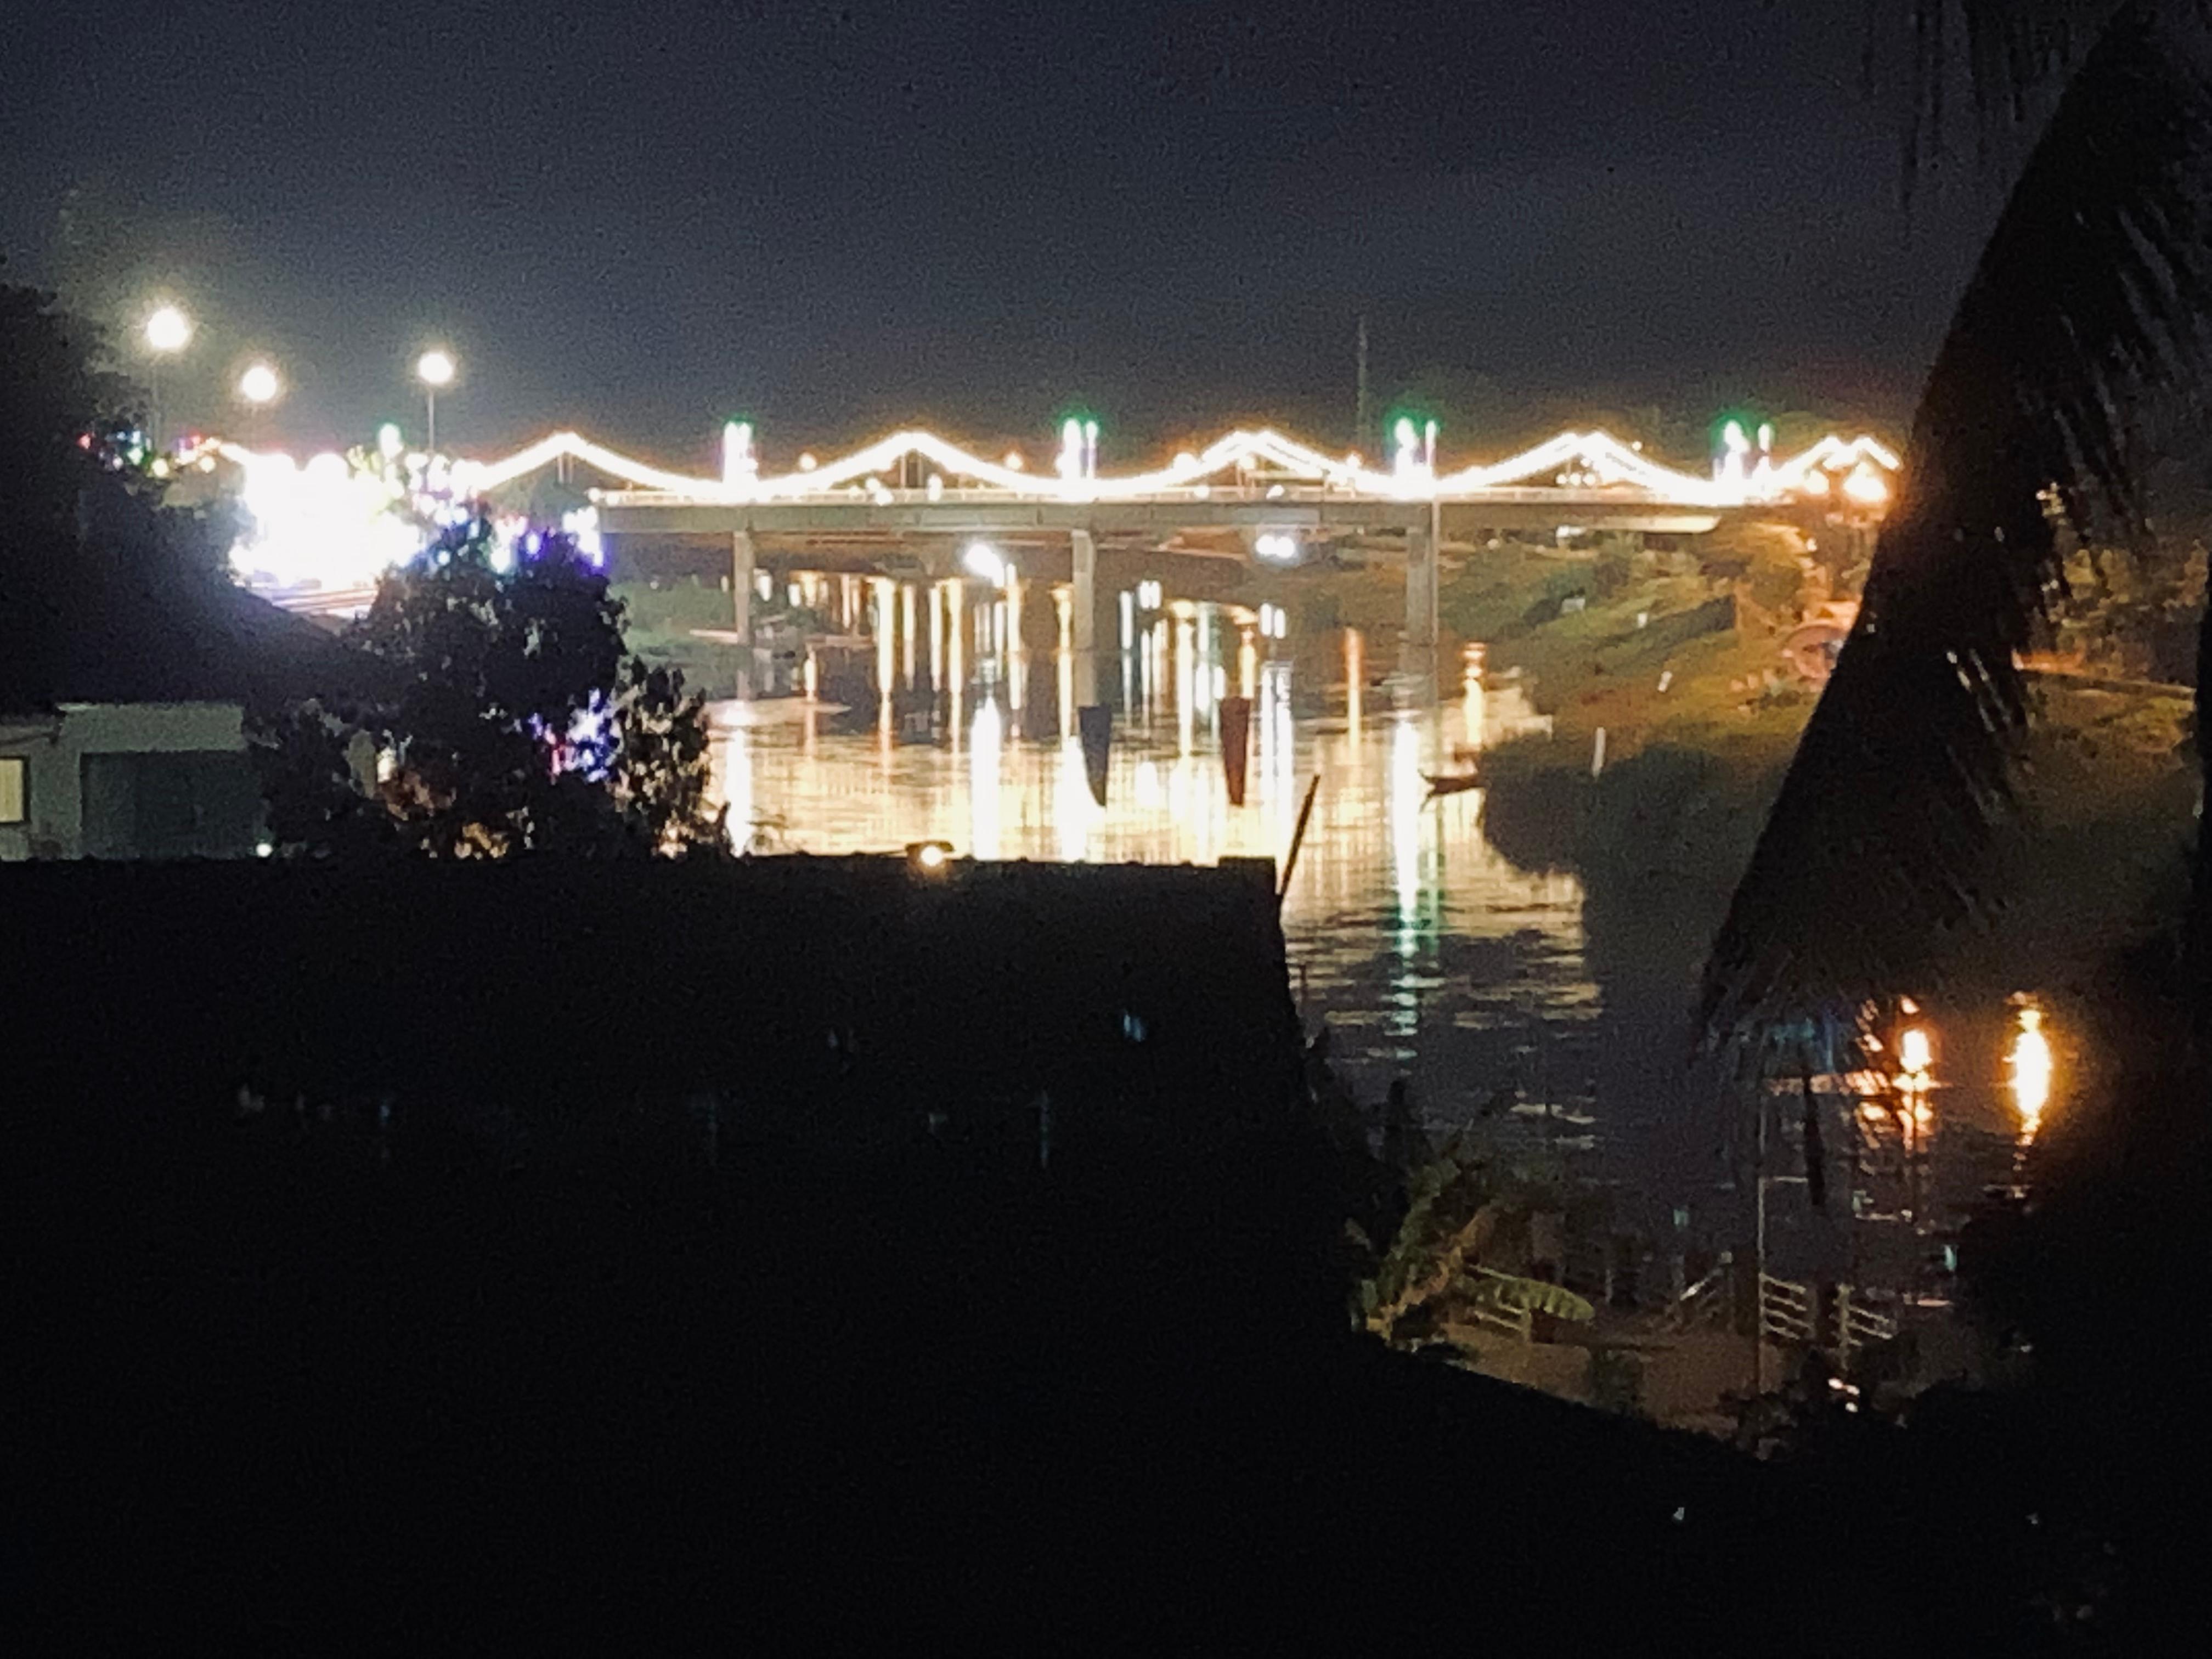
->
(226, 420, 1897, 510)
(575, 423, 1892, 506)
(210, 420, 1899, 594)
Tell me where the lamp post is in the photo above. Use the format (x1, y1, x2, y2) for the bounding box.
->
(144, 304, 193, 453)
(416, 348, 456, 454)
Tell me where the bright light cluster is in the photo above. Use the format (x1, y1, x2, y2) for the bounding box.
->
(212, 436, 610, 594)
(219, 444, 424, 590)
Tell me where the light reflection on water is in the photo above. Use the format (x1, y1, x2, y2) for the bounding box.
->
(707, 597, 1600, 1154)
(1760, 1001, 2058, 1294)
(709, 584, 2065, 1272)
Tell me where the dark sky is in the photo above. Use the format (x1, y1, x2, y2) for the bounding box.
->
(1, 1, 1999, 465)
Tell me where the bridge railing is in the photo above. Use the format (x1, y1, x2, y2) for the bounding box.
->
(594, 482, 1719, 511)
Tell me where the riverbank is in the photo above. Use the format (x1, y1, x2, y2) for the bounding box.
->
(1458, 539, 2196, 1008)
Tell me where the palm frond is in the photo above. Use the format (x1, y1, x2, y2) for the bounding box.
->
(1704, 0, 2212, 1037)
(1893, 1, 2121, 183)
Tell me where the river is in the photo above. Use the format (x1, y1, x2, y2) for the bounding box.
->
(704, 582, 2048, 1267)
(708, 591, 1614, 1173)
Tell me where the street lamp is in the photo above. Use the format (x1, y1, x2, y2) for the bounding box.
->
(238, 362, 280, 407)
(144, 303, 193, 452)
(145, 304, 192, 353)
(416, 348, 456, 454)
(237, 361, 281, 447)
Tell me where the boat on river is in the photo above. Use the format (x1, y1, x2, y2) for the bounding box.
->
(1423, 768, 1483, 798)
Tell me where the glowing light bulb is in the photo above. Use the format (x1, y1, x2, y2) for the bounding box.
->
(238, 363, 280, 405)
(2011, 1007, 2052, 1129)
(416, 349, 456, 388)
(1898, 1026, 1932, 1075)
(1393, 416, 1421, 479)
(145, 305, 192, 354)
(962, 541, 1007, 586)
(722, 419, 755, 486)
(1844, 464, 1888, 506)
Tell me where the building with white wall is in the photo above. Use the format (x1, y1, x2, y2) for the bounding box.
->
(3, 569, 381, 861)
(1, 702, 260, 861)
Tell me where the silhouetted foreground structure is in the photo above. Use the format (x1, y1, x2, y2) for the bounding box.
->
(4, 855, 1302, 1130)
(2, 857, 1937, 1644)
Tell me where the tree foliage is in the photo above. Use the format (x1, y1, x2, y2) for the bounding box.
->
(2055, 538, 2208, 684)
(1355, 1126, 1592, 1348)
(1704, 0, 2212, 1031)
(2, 275, 258, 710)
(257, 517, 726, 859)
(0, 278, 123, 545)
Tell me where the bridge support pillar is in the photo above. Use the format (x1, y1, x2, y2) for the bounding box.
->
(1071, 527, 1099, 707)
(731, 531, 755, 698)
(1404, 516, 1439, 653)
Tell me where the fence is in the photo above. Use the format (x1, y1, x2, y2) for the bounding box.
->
(1759, 1273, 1900, 1365)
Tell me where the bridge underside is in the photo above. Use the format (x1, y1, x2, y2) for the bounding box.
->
(597, 499, 1722, 538)
(597, 493, 1755, 699)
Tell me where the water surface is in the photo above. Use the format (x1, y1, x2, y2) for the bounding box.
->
(708, 596, 1605, 1166)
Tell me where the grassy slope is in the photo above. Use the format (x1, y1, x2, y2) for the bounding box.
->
(1487, 574, 1811, 761)
(1459, 552, 2196, 1000)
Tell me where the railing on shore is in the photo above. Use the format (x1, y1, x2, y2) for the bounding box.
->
(1759, 1273, 1899, 1364)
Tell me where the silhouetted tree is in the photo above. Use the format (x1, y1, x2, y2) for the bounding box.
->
(0, 277, 121, 544)
(3, 274, 260, 708)
(1705, 1, 2212, 1031)
(258, 516, 726, 857)
(1696, 9, 2212, 1643)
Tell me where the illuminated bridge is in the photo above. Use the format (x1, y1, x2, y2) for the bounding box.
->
(580, 420, 1891, 678)
(224, 418, 1897, 688)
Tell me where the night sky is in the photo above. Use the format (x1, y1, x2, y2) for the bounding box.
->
(1, 2, 2000, 464)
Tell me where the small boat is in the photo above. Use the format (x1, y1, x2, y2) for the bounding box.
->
(1423, 770, 1482, 798)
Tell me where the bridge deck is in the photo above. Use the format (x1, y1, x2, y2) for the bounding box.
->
(596, 488, 1724, 538)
